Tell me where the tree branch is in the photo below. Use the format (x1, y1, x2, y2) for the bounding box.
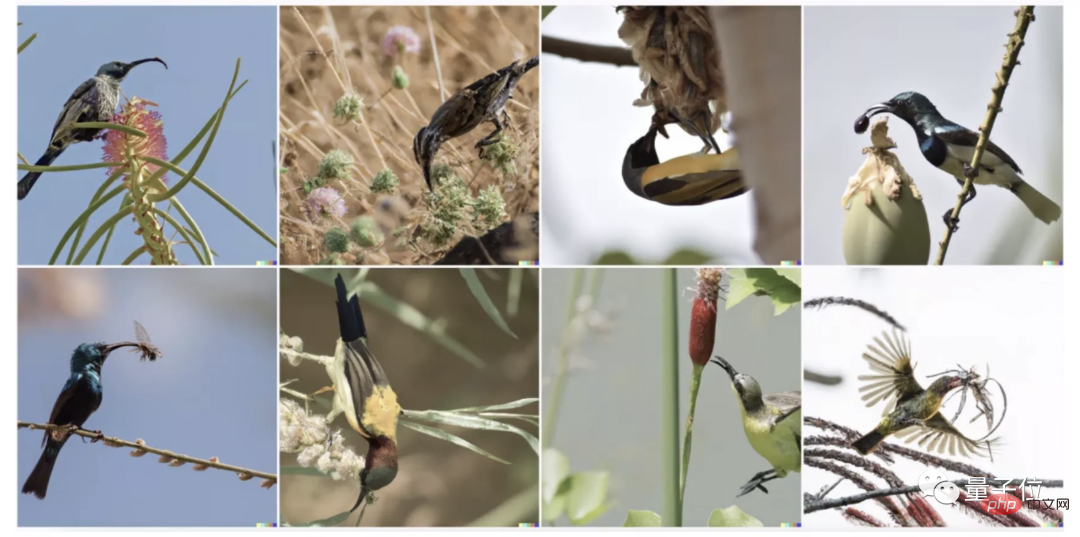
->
(936, 6, 1035, 264)
(541, 36, 636, 67)
(804, 477, 1063, 514)
(18, 421, 276, 486)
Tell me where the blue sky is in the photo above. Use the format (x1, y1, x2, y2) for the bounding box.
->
(18, 268, 278, 526)
(17, 7, 278, 266)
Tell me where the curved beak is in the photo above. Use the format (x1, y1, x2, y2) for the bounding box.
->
(123, 57, 168, 76)
(97, 342, 140, 359)
(862, 102, 894, 118)
(710, 355, 738, 381)
(622, 124, 661, 200)
(349, 483, 372, 514)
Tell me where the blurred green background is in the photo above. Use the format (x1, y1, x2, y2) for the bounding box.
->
(279, 268, 539, 526)
(542, 268, 801, 527)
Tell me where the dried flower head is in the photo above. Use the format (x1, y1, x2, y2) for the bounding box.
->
(304, 187, 347, 220)
(279, 399, 364, 480)
(480, 133, 518, 177)
(103, 98, 169, 185)
(382, 26, 421, 58)
(318, 149, 353, 181)
(323, 227, 350, 253)
(333, 92, 363, 122)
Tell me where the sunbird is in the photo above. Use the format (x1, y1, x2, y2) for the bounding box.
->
(852, 330, 997, 458)
(18, 57, 167, 200)
(855, 91, 1061, 228)
(711, 355, 801, 497)
(22, 328, 160, 499)
(324, 274, 401, 514)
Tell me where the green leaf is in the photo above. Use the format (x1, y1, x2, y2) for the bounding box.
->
(399, 419, 510, 464)
(542, 448, 570, 522)
(725, 268, 757, 310)
(452, 398, 538, 413)
(661, 249, 712, 265)
(18, 33, 36, 54)
(775, 267, 801, 286)
(707, 505, 764, 527)
(402, 409, 539, 456)
(595, 251, 637, 265)
(460, 268, 517, 338)
(725, 268, 802, 316)
(622, 509, 662, 527)
(541, 6, 556, 20)
(280, 466, 327, 476)
(564, 472, 612, 525)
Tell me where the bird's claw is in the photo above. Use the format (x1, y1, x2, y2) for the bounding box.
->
(962, 163, 979, 180)
(942, 210, 961, 233)
(736, 469, 778, 497)
(90, 430, 105, 443)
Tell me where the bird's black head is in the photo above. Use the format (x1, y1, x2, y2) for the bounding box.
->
(857, 91, 938, 131)
(350, 436, 399, 514)
(97, 57, 168, 81)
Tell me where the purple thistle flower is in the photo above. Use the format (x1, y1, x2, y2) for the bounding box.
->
(305, 187, 347, 220)
(382, 26, 421, 58)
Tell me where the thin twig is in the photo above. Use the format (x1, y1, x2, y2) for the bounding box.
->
(18, 421, 276, 485)
(805, 369, 842, 385)
(426, 7, 446, 104)
(541, 36, 636, 67)
(936, 6, 1035, 265)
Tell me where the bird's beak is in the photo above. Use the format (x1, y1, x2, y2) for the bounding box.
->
(349, 482, 372, 514)
(710, 355, 738, 381)
(854, 102, 895, 134)
(98, 342, 139, 357)
(124, 57, 168, 75)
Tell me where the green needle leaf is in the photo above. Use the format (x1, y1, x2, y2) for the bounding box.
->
(460, 268, 517, 339)
(451, 398, 538, 413)
(399, 419, 510, 464)
(18, 33, 37, 54)
(402, 409, 539, 456)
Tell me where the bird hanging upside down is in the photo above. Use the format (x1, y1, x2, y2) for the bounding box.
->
(413, 56, 539, 190)
(852, 330, 1000, 459)
(18, 58, 167, 200)
(616, 7, 748, 206)
(322, 273, 401, 515)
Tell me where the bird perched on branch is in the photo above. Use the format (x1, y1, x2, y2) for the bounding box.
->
(856, 92, 1062, 228)
(852, 330, 999, 458)
(22, 328, 160, 499)
(323, 274, 401, 514)
(413, 56, 539, 191)
(18, 58, 168, 201)
(617, 6, 727, 153)
(711, 355, 801, 497)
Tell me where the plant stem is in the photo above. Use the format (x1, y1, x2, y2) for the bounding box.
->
(661, 268, 681, 527)
(936, 6, 1034, 265)
(679, 362, 704, 514)
(541, 268, 584, 449)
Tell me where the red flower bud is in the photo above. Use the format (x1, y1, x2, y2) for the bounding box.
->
(689, 269, 722, 366)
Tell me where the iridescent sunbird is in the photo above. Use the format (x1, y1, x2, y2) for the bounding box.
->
(711, 355, 802, 497)
(323, 273, 401, 514)
(853, 330, 996, 458)
(22, 337, 160, 499)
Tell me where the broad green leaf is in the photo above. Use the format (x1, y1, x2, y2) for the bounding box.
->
(775, 267, 801, 286)
(542, 448, 570, 521)
(725, 269, 757, 310)
(707, 505, 764, 527)
(725, 268, 801, 316)
(280, 466, 327, 476)
(622, 509, 661, 527)
(460, 268, 517, 339)
(662, 249, 712, 265)
(565, 472, 612, 525)
(595, 251, 637, 265)
(399, 420, 510, 464)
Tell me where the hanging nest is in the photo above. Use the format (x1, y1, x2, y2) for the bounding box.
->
(617, 6, 727, 146)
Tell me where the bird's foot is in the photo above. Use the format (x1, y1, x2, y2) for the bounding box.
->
(89, 430, 105, 443)
(962, 163, 978, 180)
(942, 210, 961, 233)
(736, 469, 779, 498)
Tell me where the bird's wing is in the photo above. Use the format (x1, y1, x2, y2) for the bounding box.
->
(858, 329, 924, 414)
(765, 391, 801, 429)
(43, 374, 82, 446)
(934, 123, 1022, 174)
(893, 411, 1000, 459)
(50, 78, 97, 142)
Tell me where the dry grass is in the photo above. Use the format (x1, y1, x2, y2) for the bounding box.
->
(279, 6, 540, 265)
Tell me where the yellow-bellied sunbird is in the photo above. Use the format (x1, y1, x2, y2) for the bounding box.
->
(711, 355, 801, 497)
(853, 330, 996, 458)
(327, 273, 402, 513)
(621, 115, 747, 206)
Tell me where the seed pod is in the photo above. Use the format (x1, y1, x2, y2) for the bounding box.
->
(689, 268, 722, 366)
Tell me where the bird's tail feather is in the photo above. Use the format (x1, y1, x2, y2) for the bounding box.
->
(22, 443, 61, 499)
(852, 429, 885, 456)
(1013, 181, 1062, 224)
(335, 274, 368, 342)
(18, 147, 65, 200)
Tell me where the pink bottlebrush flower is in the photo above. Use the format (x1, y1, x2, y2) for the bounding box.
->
(103, 98, 169, 185)
(382, 26, 421, 58)
(305, 187, 347, 220)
